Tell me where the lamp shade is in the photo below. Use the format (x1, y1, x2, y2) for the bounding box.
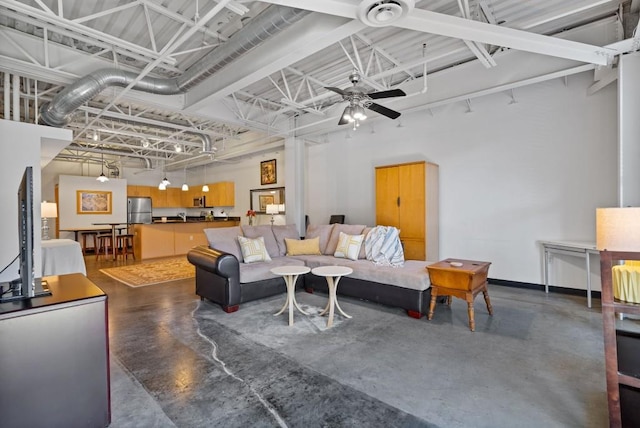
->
(596, 207, 640, 251)
(41, 201, 58, 218)
(266, 204, 279, 215)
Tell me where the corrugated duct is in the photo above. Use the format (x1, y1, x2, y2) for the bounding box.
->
(39, 6, 309, 128)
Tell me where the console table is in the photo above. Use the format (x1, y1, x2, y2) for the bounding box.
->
(540, 240, 598, 308)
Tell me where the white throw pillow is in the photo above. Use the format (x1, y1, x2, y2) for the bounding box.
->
(237, 236, 272, 263)
(334, 232, 364, 261)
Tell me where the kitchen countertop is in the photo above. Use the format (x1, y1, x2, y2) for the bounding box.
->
(149, 217, 240, 224)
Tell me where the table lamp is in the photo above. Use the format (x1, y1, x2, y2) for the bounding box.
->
(266, 204, 279, 225)
(596, 207, 640, 252)
(41, 201, 58, 240)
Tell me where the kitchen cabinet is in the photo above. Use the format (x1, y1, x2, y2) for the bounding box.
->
(132, 220, 239, 259)
(149, 186, 167, 208)
(166, 187, 183, 207)
(206, 181, 235, 207)
(375, 161, 439, 261)
(127, 185, 151, 197)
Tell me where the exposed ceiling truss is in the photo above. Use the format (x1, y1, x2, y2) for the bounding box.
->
(0, 0, 638, 172)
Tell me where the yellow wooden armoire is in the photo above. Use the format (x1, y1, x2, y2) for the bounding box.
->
(375, 161, 439, 261)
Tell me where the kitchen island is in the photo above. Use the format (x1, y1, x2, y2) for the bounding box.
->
(132, 219, 239, 260)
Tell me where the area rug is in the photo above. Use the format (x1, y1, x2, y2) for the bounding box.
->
(100, 257, 194, 287)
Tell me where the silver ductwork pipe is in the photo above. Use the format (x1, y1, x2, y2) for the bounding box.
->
(39, 6, 309, 127)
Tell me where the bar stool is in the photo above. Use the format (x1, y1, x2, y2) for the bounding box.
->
(81, 231, 98, 255)
(95, 234, 113, 260)
(116, 234, 135, 260)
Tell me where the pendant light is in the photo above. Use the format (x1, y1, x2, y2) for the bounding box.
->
(181, 167, 189, 191)
(96, 143, 109, 183)
(202, 163, 209, 192)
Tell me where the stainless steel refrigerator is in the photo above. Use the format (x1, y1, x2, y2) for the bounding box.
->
(127, 197, 152, 224)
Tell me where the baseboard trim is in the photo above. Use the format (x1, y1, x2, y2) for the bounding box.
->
(488, 278, 602, 300)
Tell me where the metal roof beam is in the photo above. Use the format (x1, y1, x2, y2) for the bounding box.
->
(258, 0, 615, 65)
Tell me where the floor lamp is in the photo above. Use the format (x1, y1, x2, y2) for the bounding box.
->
(41, 201, 58, 240)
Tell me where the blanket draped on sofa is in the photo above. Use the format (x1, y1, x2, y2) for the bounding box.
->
(364, 226, 404, 267)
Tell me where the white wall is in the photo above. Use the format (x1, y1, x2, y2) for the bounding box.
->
(57, 175, 127, 239)
(0, 120, 71, 282)
(305, 72, 618, 287)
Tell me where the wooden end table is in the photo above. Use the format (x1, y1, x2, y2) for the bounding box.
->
(270, 266, 311, 326)
(426, 259, 493, 331)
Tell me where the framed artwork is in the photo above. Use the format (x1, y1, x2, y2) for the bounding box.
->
(77, 190, 112, 214)
(260, 159, 277, 185)
(259, 195, 275, 212)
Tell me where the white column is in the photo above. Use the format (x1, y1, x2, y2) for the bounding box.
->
(4, 73, 10, 120)
(12, 74, 20, 121)
(284, 117, 306, 236)
(619, 52, 640, 207)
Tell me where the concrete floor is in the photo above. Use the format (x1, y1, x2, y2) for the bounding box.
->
(88, 255, 617, 427)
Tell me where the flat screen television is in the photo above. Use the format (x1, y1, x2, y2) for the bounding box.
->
(0, 166, 49, 303)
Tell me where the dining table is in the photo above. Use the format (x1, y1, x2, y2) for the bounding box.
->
(92, 222, 129, 260)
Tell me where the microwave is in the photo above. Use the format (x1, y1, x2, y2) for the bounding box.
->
(193, 196, 206, 207)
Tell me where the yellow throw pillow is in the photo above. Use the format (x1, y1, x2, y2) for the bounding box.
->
(237, 236, 272, 263)
(334, 232, 364, 261)
(285, 237, 321, 255)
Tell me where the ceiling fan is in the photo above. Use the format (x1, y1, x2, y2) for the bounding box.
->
(325, 70, 406, 127)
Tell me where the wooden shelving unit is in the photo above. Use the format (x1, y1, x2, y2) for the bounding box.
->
(600, 250, 640, 427)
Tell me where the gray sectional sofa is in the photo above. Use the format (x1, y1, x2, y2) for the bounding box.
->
(187, 223, 433, 318)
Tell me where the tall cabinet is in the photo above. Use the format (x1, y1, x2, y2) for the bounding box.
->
(375, 161, 439, 261)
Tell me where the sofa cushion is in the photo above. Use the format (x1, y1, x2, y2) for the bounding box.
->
(272, 224, 299, 256)
(286, 237, 321, 255)
(238, 236, 272, 263)
(358, 227, 373, 259)
(306, 224, 334, 254)
(241, 225, 279, 258)
(325, 224, 366, 255)
(204, 226, 243, 260)
(334, 232, 364, 261)
(239, 256, 306, 283)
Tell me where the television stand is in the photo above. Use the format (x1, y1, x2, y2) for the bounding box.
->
(0, 273, 110, 427)
(0, 278, 51, 303)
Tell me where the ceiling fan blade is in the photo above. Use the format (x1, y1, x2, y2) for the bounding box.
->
(325, 86, 347, 96)
(368, 89, 407, 99)
(366, 103, 401, 120)
(338, 106, 350, 125)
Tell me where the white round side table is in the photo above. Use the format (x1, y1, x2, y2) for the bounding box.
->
(311, 266, 353, 328)
(270, 265, 311, 326)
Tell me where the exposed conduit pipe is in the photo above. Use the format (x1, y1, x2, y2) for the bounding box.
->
(39, 6, 309, 128)
(12, 74, 19, 121)
(4, 73, 9, 119)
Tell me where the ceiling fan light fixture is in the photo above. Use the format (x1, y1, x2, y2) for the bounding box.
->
(343, 106, 354, 122)
(353, 105, 367, 121)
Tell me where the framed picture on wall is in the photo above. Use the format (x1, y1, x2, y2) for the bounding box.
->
(259, 195, 275, 212)
(260, 159, 277, 185)
(77, 190, 112, 214)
